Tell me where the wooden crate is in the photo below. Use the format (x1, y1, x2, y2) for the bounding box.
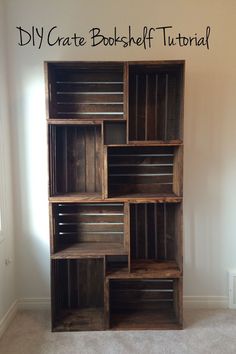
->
(109, 278, 182, 330)
(50, 203, 127, 258)
(51, 258, 104, 331)
(46, 62, 125, 120)
(48, 125, 102, 198)
(128, 63, 184, 142)
(130, 203, 182, 270)
(106, 145, 183, 198)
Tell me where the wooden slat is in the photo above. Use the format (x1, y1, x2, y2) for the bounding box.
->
(106, 260, 181, 279)
(104, 278, 110, 329)
(59, 234, 123, 244)
(56, 113, 124, 120)
(111, 290, 173, 302)
(56, 82, 123, 92)
(55, 70, 123, 82)
(103, 146, 108, 199)
(111, 279, 174, 290)
(50, 193, 182, 203)
(123, 203, 130, 267)
(55, 93, 123, 103)
(173, 146, 183, 197)
(57, 203, 123, 213)
(108, 145, 174, 155)
(58, 214, 123, 223)
(58, 223, 123, 232)
(85, 126, 95, 192)
(146, 74, 157, 140)
(109, 155, 174, 165)
(123, 62, 129, 138)
(109, 165, 173, 174)
(108, 184, 175, 196)
(56, 103, 123, 113)
(110, 309, 181, 330)
(51, 242, 128, 258)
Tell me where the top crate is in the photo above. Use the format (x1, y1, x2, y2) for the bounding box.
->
(46, 62, 125, 120)
(128, 62, 184, 142)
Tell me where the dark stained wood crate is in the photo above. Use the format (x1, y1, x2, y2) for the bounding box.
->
(109, 278, 182, 329)
(50, 203, 127, 258)
(46, 62, 124, 120)
(128, 63, 184, 142)
(51, 258, 104, 331)
(48, 125, 102, 197)
(130, 203, 182, 271)
(106, 145, 183, 198)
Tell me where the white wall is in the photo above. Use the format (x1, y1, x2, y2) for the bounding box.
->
(0, 0, 16, 326)
(3, 0, 236, 305)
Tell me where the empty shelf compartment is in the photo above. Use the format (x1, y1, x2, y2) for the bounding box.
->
(47, 62, 124, 119)
(51, 203, 127, 257)
(107, 145, 182, 198)
(129, 62, 184, 142)
(52, 258, 104, 331)
(130, 203, 182, 269)
(49, 124, 102, 196)
(109, 278, 182, 329)
(104, 121, 127, 145)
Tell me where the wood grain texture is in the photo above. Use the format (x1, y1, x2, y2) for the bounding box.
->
(128, 63, 184, 142)
(106, 260, 181, 279)
(109, 278, 182, 329)
(47, 62, 124, 120)
(49, 125, 102, 195)
(49, 194, 182, 203)
(129, 203, 181, 263)
(51, 243, 128, 259)
(107, 145, 175, 197)
(173, 145, 183, 197)
(51, 203, 125, 257)
(52, 258, 105, 331)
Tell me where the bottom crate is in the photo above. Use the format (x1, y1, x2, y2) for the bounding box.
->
(51, 258, 104, 331)
(109, 278, 182, 330)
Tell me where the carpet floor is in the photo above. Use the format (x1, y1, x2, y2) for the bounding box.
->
(0, 309, 235, 354)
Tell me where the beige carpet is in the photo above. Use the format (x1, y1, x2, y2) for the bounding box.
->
(0, 309, 235, 354)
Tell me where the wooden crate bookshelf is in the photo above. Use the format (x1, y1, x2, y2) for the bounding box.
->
(46, 60, 184, 331)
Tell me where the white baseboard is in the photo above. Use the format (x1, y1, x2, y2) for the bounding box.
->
(0, 300, 18, 338)
(18, 297, 50, 310)
(183, 296, 228, 309)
